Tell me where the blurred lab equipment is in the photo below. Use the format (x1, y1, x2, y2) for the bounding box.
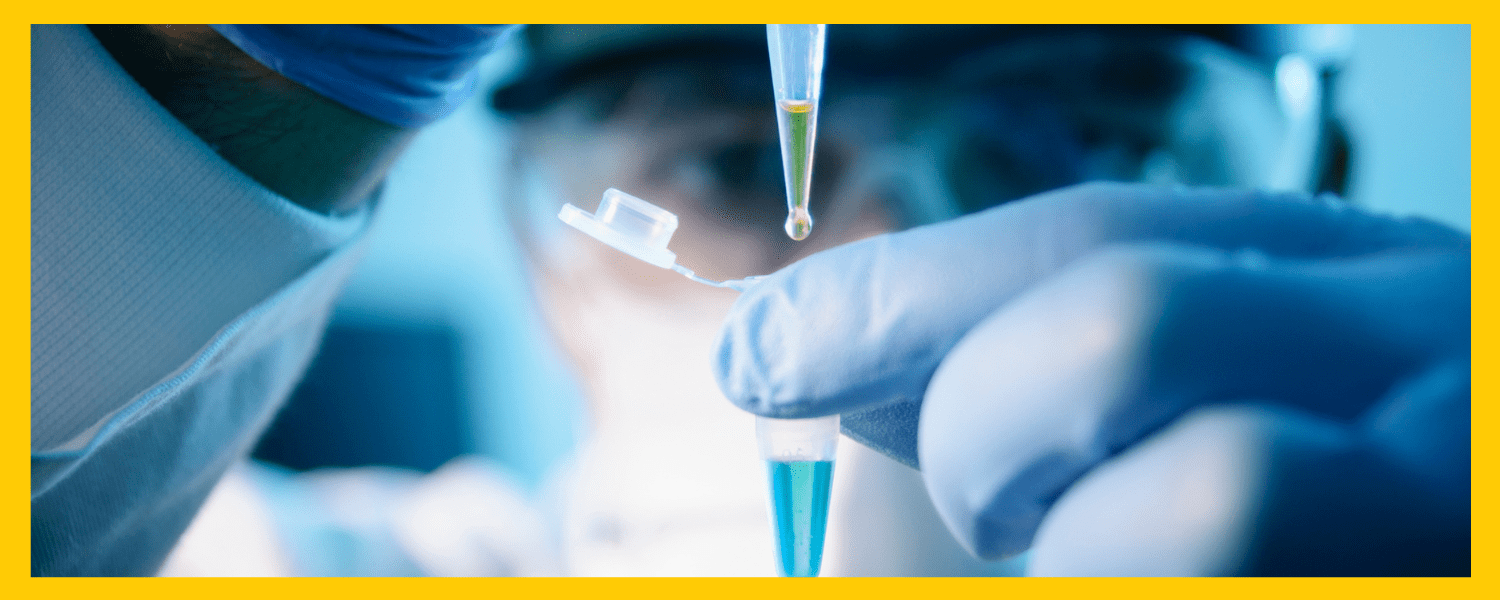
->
(1263, 24, 1354, 195)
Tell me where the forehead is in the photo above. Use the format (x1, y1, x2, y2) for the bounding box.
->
(494, 25, 1254, 119)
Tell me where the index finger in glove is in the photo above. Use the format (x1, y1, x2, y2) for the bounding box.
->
(713, 182, 1465, 423)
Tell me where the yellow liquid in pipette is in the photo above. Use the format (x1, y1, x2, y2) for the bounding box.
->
(777, 99, 816, 241)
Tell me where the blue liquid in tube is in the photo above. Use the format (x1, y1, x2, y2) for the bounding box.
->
(767, 460, 834, 577)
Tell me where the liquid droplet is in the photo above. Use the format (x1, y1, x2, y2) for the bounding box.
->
(785, 210, 813, 241)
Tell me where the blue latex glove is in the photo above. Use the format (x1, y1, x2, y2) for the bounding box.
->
(211, 25, 514, 127)
(714, 182, 1469, 574)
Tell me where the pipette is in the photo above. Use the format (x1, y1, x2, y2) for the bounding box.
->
(559, 188, 838, 577)
(767, 24, 827, 241)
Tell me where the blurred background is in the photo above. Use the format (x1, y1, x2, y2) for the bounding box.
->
(157, 24, 1469, 577)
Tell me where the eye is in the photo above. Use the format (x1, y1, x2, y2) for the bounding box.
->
(709, 141, 782, 196)
(698, 140, 786, 227)
(944, 93, 1089, 213)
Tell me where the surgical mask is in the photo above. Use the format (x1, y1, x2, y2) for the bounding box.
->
(31, 25, 372, 575)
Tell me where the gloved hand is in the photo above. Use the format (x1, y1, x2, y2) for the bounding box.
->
(713, 182, 1469, 574)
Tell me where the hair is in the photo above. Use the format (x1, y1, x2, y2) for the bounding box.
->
(87, 25, 412, 214)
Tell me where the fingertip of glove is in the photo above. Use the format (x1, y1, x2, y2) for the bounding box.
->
(713, 271, 845, 419)
(713, 280, 780, 416)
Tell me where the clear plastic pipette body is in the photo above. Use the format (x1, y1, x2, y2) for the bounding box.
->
(767, 24, 826, 241)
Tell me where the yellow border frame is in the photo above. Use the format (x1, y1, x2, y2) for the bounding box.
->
(8, 6, 1488, 597)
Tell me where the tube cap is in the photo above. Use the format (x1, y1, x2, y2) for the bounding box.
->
(559, 188, 679, 269)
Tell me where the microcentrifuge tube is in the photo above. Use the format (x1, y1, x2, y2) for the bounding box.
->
(757, 414, 838, 577)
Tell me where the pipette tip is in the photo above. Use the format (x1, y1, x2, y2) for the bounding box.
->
(785, 209, 813, 241)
